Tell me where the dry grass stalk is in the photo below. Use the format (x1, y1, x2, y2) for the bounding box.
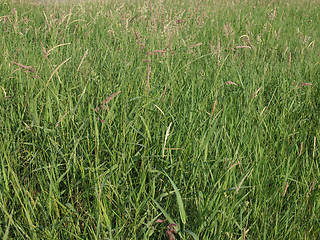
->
(243, 227, 246, 240)
(235, 169, 252, 194)
(300, 82, 312, 87)
(272, 6, 277, 20)
(0, 86, 7, 99)
(107, 28, 119, 37)
(225, 81, 238, 85)
(260, 106, 267, 116)
(163, 45, 175, 55)
(115, 3, 125, 12)
(129, 15, 138, 23)
(308, 40, 315, 48)
(77, 49, 89, 71)
(197, 12, 206, 25)
(101, 91, 121, 109)
(133, 29, 143, 49)
(147, 45, 174, 58)
(190, 0, 201, 20)
(162, 45, 172, 53)
(46, 57, 71, 86)
(288, 52, 292, 68)
(0, 14, 10, 23)
(11, 61, 39, 78)
(43, 11, 49, 29)
(133, 28, 139, 38)
(162, 122, 172, 158)
(228, 162, 239, 171)
(299, 142, 303, 157)
(161, 83, 167, 101)
(191, 42, 202, 48)
(146, 49, 166, 57)
(223, 22, 234, 37)
(294, 81, 313, 88)
(240, 35, 255, 50)
(23, 122, 31, 132)
(41, 42, 48, 59)
(283, 182, 289, 196)
(210, 101, 217, 118)
(47, 43, 71, 55)
(154, 104, 165, 116)
(235, 45, 251, 49)
(55, 111, 69, 128)
(252, 86, 262, 99)
(11, 61, 37, 74)
(66, 7, 72, 25)
(307, 178, 316, 198)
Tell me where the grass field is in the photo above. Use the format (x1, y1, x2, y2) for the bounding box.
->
(0, 0, 320, 239)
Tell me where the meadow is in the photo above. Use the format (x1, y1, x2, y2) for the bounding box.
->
(0, 0, 320, 239)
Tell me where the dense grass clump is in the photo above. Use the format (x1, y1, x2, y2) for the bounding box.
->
(0, 0, 320, 239)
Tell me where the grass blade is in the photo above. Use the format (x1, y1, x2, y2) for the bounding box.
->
(163, 171, 187, 225)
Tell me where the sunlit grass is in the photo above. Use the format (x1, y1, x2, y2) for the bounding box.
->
(0, 0, 320, 239)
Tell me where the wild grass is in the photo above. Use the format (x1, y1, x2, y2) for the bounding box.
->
(0, 0, 320, 239)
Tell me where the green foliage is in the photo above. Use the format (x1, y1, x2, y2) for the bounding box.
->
(0, 0, 320, 239)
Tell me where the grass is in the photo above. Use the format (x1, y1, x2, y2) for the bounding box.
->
(0, 0, 320, 239)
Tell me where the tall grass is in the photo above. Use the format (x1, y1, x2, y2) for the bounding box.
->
(0, 0, 320, 239)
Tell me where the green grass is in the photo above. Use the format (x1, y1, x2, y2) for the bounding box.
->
(0, 0, 320, 239)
